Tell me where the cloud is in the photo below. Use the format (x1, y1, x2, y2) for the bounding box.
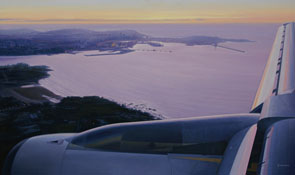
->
(0, 18, 19, 21)
(195, 18, 205, 21)
(0, 18, 200, 23)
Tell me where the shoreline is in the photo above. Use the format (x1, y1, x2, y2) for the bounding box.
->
(0, 85, 62, 104)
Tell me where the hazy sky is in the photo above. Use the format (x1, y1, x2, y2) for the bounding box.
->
(1, 0, 295, 24)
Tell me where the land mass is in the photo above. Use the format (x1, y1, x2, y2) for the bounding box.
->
(0, 28, 252, 56)
(0, 63, 159, 170)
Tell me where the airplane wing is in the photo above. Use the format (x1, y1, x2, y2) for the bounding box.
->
(252, 22, 295, 112)
(3, 22, 295, 175)
(251, 22, 295, 175)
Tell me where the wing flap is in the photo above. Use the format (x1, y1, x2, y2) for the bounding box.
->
(218, 124, 257, 175)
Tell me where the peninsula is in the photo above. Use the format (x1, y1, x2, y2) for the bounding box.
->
(0, 29, 252, 56)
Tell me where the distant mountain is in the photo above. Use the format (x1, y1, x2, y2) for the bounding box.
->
(0, 28, 252, 56)
(152, 35, 253, 46)
(0, 28, 147, 55)
(0, 29, 39, 36)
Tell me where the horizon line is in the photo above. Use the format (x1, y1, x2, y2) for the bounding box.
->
(0, 18, 293, 25)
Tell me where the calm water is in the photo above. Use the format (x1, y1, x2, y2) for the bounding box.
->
(0, 24, 280, 118)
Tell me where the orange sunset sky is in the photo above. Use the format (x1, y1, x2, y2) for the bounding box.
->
(1, 0, 295, 24)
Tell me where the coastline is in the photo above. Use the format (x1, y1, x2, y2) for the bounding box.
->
(0, 63, 159, 171)
(0, 85, 62, 104)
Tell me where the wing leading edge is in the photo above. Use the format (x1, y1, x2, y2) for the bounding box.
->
(252, 22, 295, 112)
